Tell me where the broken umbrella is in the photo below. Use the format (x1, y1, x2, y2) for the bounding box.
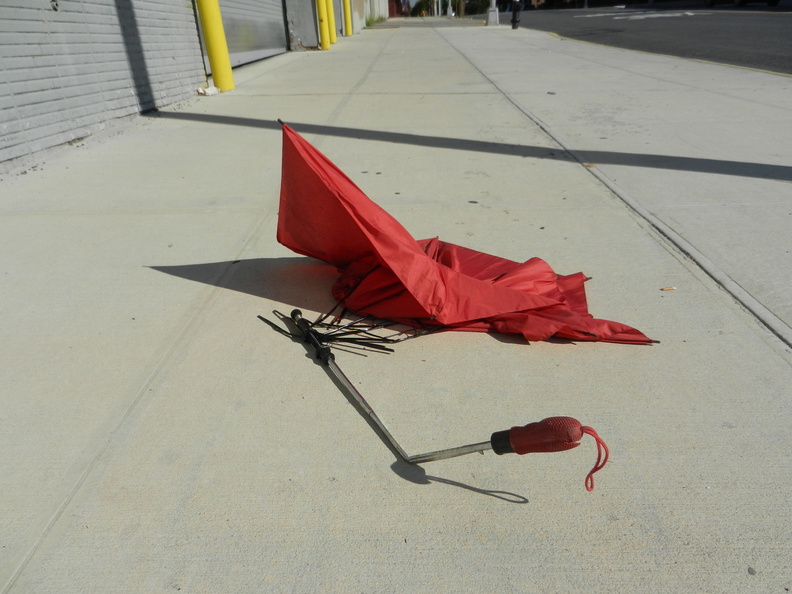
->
(268, 122, 654, 489)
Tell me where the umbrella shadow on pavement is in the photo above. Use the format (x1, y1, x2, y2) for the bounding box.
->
(150, 256, 340, 313)
(390, 460, 529, 504)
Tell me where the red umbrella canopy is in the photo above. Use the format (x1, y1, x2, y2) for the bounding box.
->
(277, 123, 652, 344)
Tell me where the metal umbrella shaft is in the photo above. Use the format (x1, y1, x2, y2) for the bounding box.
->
(291, 310, 493, 464)
(284, 310, 610, 490)
(407, 441, 492, 464)
(326, 354, 411, 461)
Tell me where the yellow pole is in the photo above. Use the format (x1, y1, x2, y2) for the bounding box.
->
(343, 0, 353, 36)
(195, 0, 235, 91)
(316, 0, 331, 50)
(326, 0, 338, 44)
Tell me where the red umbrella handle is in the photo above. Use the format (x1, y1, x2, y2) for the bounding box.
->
(491, 417, 610, 491)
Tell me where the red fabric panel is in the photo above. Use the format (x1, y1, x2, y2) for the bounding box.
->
(278, 124, 652, 344)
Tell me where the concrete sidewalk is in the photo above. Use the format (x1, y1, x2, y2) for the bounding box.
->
(447, 15, 792, 345)
(2, 18, 791, 593)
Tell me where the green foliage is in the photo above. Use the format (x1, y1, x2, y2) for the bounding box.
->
(365, 15, 387, 27)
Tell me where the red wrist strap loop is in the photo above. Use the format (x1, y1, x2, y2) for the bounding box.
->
(581, 426, 609, 492)
(507, 417, 610, 491)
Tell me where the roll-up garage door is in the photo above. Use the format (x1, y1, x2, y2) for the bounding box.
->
(201, 0, 289, 71)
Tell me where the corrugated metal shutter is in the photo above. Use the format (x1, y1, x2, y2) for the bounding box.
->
(0, 1, 205, 166)
(202, 0, 288, 70)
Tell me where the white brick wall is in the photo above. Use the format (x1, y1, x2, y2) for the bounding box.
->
(0, 0, 207, 166)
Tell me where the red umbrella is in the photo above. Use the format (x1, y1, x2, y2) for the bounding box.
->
(277, 123, 652, 345)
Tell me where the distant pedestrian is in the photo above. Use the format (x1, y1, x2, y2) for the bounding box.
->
(511, 0, 521, 28)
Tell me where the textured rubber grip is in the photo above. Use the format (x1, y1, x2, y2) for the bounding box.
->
(507, 417, 584, 455)
(492, 417, 610, 491)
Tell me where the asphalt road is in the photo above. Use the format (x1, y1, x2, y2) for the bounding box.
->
(515, 3, 792, 74)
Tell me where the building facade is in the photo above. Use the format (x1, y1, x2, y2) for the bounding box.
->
(0, 0, 387, 169)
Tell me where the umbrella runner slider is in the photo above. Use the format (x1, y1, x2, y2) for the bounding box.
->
(287, 310, 610, 491)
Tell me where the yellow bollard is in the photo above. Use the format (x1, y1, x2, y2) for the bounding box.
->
(326, 0, 338, 44)
(343, 0, 353, 36)
(195, 0, 235, 91)
(316, 0, 331, 50)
